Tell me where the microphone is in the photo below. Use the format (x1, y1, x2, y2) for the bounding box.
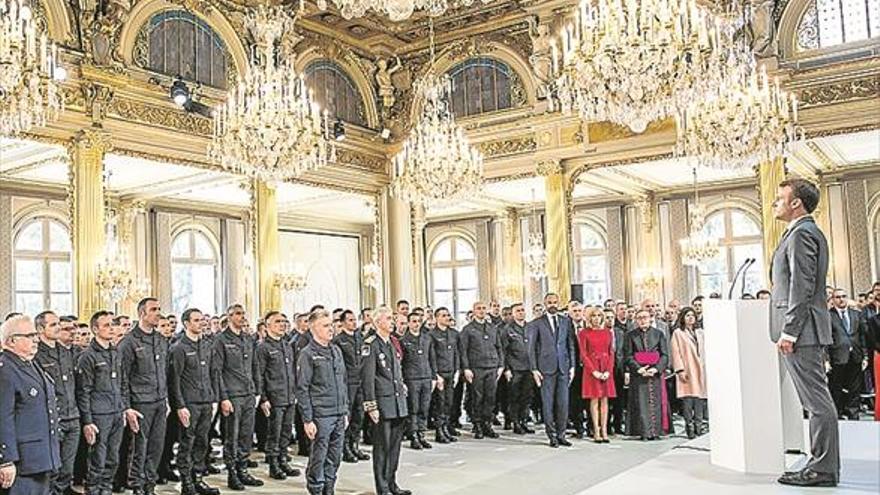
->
(740, 258, 757, 299)
(728, 258, 754, 300)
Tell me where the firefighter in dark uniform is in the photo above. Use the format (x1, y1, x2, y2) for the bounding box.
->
(400, 313, 436, 450)
(429, 307, 459, 443)
(0, 315, 61, 495)
(459, 301, 504, 439)
(34, 311, 81, 494)
(211, 304, 263, 490)
(76, 311, 126, 495)
(500, 303, 534, 435)
(117, 298, 168, 495)
(289, 313, 312, 457)
(167, 309, 220, 495)
(332, 310, 370, 463)
(361, 307, 411, 495)
(296, 310, 349, 495)
(255, 311, 301, 480)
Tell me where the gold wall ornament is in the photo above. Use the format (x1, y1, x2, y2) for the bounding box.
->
(80, 82, 115, 124)
(316, 0, 499, 23)
(543, 171, 571, 301)
(797, 77, 880, 108)
(253, 179, 281, 315)
(334, 148, 387, 172)
(110, 97, 214, 135)
(758, 157, 786, 276)
(477, 135, 537, 158)
(635, 194, 655, 233)
(536, 158, 562, 176)
(586, 118, 676, 144)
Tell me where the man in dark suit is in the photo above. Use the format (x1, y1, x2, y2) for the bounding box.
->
(527, 293, 576, 448)
(769, 178, 839, 487)
(828, 289, 866, 419)
(0, 315, 62, 495)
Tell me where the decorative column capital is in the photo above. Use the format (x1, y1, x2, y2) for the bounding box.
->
(71, 127, 114, 154)
(536, 158, 563, 176)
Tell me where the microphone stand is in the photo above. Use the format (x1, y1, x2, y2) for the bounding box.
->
(740, 258, 757, 299)
(728, 258, 752, 300)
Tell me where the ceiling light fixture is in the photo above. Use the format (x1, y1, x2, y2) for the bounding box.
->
(316, 0, 495, 22)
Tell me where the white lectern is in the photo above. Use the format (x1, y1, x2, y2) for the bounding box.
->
(704, 300, 803, 474)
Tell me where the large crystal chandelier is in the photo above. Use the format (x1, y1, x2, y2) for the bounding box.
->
(0, 0, 65, 136)
(96, 216, 149, 305)
(362, 200, 382, 289)
(209, 5, 332, 182)
(679, 167, 720, 266)
(553, 0, 739, 133)
(675, 65, 800, 171)
(389, 18, 483, 206)
(317, 0, 494, 21)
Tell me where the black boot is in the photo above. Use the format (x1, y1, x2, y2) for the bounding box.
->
(237, 465, 264, 487)
(226, 467, 244, 491)
(435, 428, 450, 444)
(354, 441, 371, 461)
(193, 474, 220, 495)
(686, 423, 696, 440)
(280, 457, 301, 477)
(268, 456, 287, 480)
(409, 435, 423, 450)
(521, 421, 535, 434)
(418, 432, 432, 449)
(445, 424, 460, 437)
(474, 422, 484, 440)
(342, 440, 358, 463)
(443, 424, 458, 442)
(483, 423, 499, 439)
(513, 422, 525, 435)
(181, 476, 196, 495)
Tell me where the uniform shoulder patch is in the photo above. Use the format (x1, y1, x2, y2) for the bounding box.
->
(364, 335, 376, 344)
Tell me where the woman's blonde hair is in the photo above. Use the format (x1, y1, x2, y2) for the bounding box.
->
(584, 306, 604, 327)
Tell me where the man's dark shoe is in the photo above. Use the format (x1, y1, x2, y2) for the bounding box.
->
(410, 438, 423, 450)
(226, 470, 244, 491)
(558, 438, 573, 447)
(521, 422, 535, 434)
(549, 438, 559, 448)
(194, 476, 220, 495)
(390, 486, 412, 495)
(777, 468, 838, 487)
(245, 459, 258, 469)
(237, 468, 264, 487)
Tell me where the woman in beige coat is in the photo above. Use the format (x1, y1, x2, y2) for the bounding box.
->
(670, 307, 707, 438)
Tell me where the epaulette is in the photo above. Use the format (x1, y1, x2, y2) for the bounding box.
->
(364, 335, 376, 344)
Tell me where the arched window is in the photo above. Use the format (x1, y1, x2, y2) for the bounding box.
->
(304, 60, 367, 126)
(429, 236, 478, 322)
(447, 57, 520, 118)
(138, 10, 230, 88)
(572, 222, 609, 303)
(171, 228, 219, 316)
(796, 0, 880, 50)
(695, 209, 765, 296)
(13, 217, 73, 315)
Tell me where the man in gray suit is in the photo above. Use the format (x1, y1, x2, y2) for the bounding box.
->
(769, 178, 839, 487)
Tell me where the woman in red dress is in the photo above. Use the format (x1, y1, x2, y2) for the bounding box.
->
(579, 307, 617, 443)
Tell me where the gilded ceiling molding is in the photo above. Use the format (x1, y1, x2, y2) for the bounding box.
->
(535, 159, 563, 176)
(34, 0, 76, 46)
(797, 77, 880, 108)
(109, 97, 214, 135)
(334, 148, 388, 173)
(587, 118, 676, 144)
(804, 121, 880, 138)
(294, 46, 381, 130)
(478, 135, 538, 158)
(485, 172, 537, 184)
(117, 0, 249, 76)
(777, 0, 814, 59)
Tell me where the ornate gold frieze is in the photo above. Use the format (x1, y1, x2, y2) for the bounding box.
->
(478, 135, 537, 158)
(334, 148, 387, 172)
(110, 98, 214, 135)
(587, 118, 676, 143)
(536, 158, 562, 176)
(797, 77, 880, 108)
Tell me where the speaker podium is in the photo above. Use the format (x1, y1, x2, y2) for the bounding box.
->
(703, 300, 804, 474)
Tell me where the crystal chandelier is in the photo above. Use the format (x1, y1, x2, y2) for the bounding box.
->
(209, 5, 332, 182)
(362, 200, 382, 289)
(96, 219, 148, 305)
(389, 18, 483, 206)
(675, 66, 800, 171)
(679, 167, 720, 266)
(524, 189, 546, 280)
(553, 0, 739, 133)
(0, 0, 65, 136)
(316, 0, 494, 21)
(274, 263, 308, 292)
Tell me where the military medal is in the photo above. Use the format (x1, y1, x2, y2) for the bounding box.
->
(29, 387, 38, 397)
(111, 371, 117, 378)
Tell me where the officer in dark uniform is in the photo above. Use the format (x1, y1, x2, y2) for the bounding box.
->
(211, 304, 263, 490)
(499, 304, 534, 435)
(255, 311, 300, 481)
(459, 301, 504, 439)
(429, 307, 459, 443)
(400, 313, 435, 450)
(288, 312, 312, 457)
(167, 309, 220, 495)
(361, 306, 411, 495)
(332, 310, 370, 463)
(33, 311, 80, 495)
(0, 315, 62, 495)
(117, 298, 168, 495)
(76, 311, 126, 495)
(295, 310, 349, 495)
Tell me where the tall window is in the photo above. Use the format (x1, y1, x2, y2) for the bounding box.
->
(304, 61, 367, 126)
(696, 209, 765, 297)
(430, 236, 478, 322)
(797, 0, 880, 50)
(142, 10, 229, 88)
(447, 57, 517, 118)
(171, 229, 219, 316)
(572, 222, 609, 304)
(14, 217, 73, 316)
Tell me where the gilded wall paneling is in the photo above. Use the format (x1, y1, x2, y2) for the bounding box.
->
(475, 219, 492, 303)
(605, 206, 626, 300)
(667, 199, 690, 303)
(798, 77, 880, 109)
(845, 180, 872, 292)
(155, 211, 173, 312)
(0, 194, 12, 312)
(657, 202, 675, 304)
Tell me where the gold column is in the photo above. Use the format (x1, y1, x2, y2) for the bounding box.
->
(69, 129, 110, 319)
(540, 159, 572, 303)
(758, 158, 786, 276)
(254, 180, 280, 316)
